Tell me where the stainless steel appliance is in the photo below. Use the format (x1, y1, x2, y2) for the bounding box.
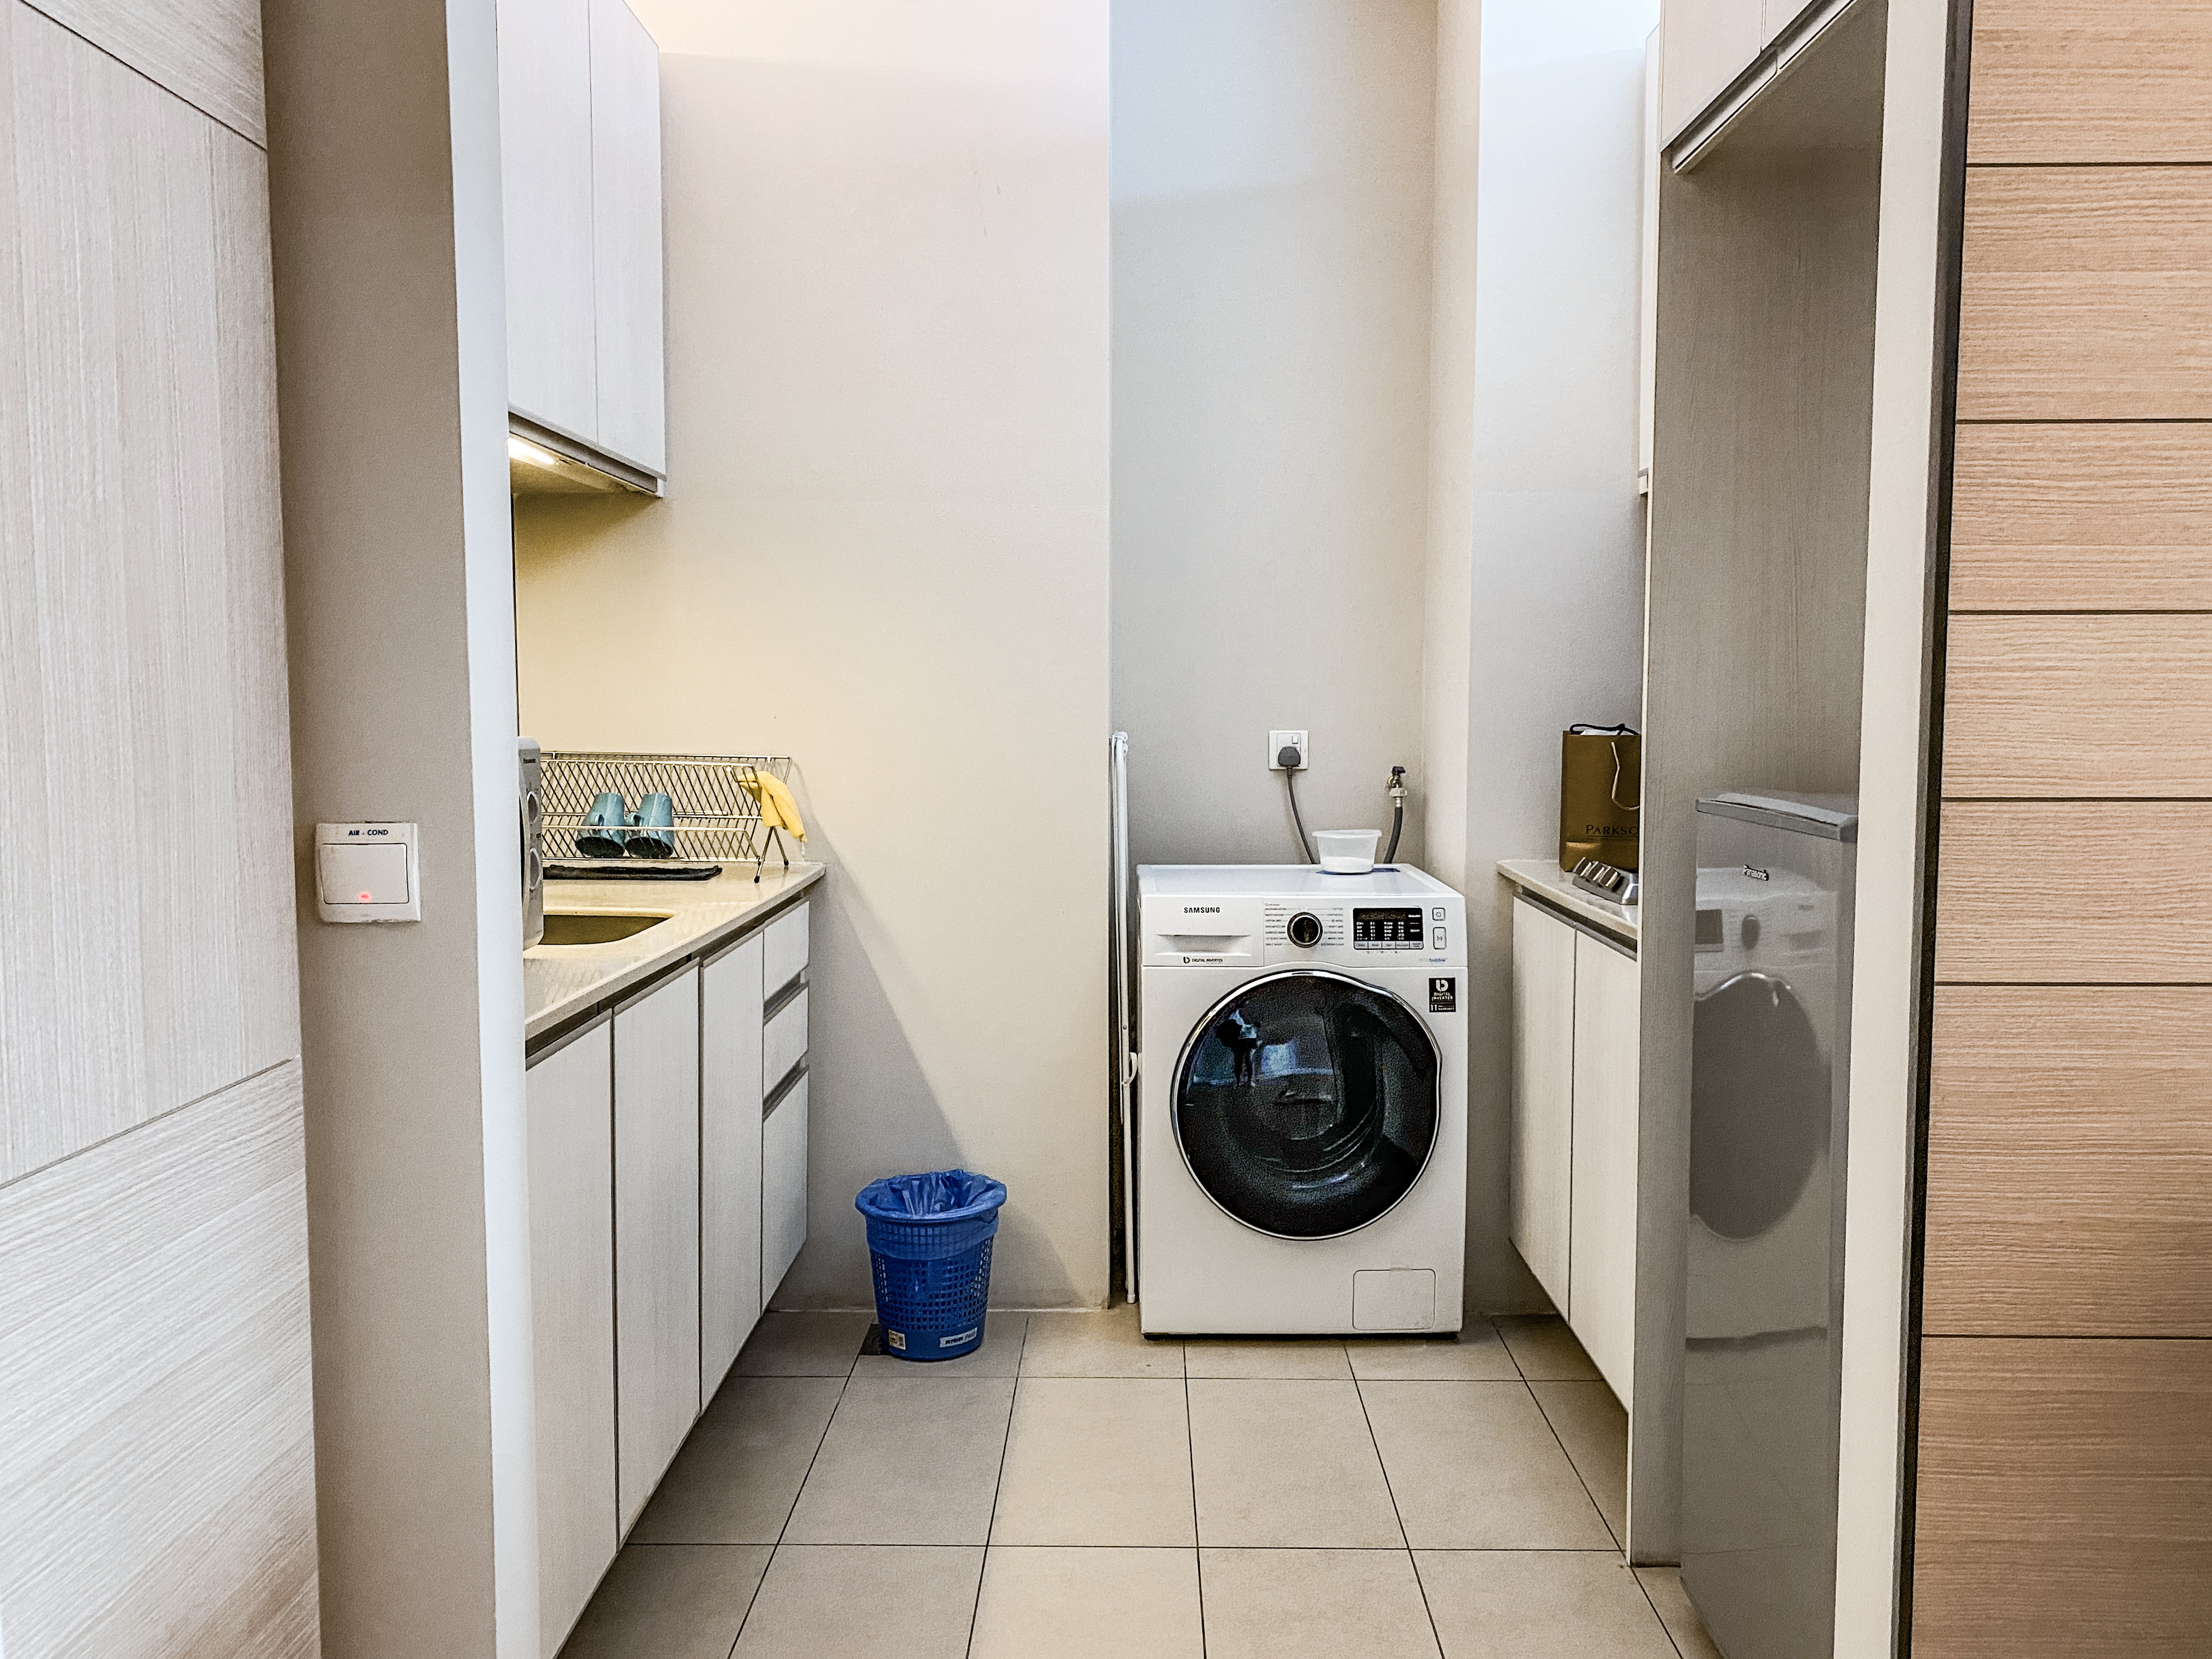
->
(1682, 790, 1856, 1659)
(519, 737, 544, 946)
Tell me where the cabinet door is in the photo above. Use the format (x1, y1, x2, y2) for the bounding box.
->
(588, 0, 664, 473)
(1570, 930, 1641, 1407)
(612, 967, 700, 1532)
(1510, 899, 1576, 1312)
(763, 1072, 809, 1302)
(527, 1022, 617, 1658)
(497, 0, 597, 441)
(1658, 0, 1766, 145)
(700, 934, 765, 1399)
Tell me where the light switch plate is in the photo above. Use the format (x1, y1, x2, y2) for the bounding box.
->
(316, 822, 421, 923)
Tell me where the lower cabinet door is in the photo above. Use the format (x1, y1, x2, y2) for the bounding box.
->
(527, 1021, 618, 1658)
(1510, 898, 1577, 1313)
(614, 967, 702, 1533)
(700, 933, 765, 1399)
(1569, 929, 1640, 1406)
(762, 1072, 808, 1304)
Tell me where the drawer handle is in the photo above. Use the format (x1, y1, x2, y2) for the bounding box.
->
(765, 971, 807, 1020)
(764, 1059, 807, 1119)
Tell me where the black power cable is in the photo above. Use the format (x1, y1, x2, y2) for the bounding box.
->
(1279, 746, 1315, 862)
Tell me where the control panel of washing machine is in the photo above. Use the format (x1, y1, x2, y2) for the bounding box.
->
(1138, 889, 1465, 969)
(1258, 901, 1462, 968)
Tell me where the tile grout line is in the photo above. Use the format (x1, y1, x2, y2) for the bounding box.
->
(723, 1326, 868, 1658)
(1523, 1375, 1620, 1552)
(1521, 1357, 1688, 1650)
(962, 1312, 1030, 1658)
(1350, 1368, 1446, 1658)
(1630, 1565, 1700, 1659)
(1182, 1321, 1207, 1659)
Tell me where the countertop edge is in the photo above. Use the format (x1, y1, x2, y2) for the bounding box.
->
(1496, 857, 1640, 947)
(524, 863, 826, 1044)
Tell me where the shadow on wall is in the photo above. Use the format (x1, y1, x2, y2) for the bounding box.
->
(770, 819, 1078, 1313)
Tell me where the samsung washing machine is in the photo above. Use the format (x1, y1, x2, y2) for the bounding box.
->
(1132, 864, 1468, 1336)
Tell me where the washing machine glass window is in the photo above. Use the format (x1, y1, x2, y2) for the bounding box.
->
(1172, 968, 1440, 1239)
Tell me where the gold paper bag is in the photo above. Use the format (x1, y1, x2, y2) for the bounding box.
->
(1559, 725, 1640, 870)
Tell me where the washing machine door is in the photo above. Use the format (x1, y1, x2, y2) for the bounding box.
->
(1173, 968, 1440, 1239)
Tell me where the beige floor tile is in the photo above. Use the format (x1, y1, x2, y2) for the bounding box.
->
(1633, 1566, 1726, 1659)
(1417, 1551, 1678, 1659)
(851, 1312, 1029, 1377)
(1531, 1379, 1629, 1547)
(631, 1376, 845, 1543)
(557, 1543, 771, 1659)
(732, 1545, 981, 1659)
(782, 1375, 1015, 1544)
(1494, 1315, 1603, 1381)
(1201, 1548, 1442, 1659)
(1361, 1381, 1612, 1548)
(992, 1378, 1195, 1545)
(1349, 1322, 1520, 1381)
(1184, 1338, 1354, 1379)
(1023, 1304, 1185, 1377)
(970, 1547, 1203, 1659)
(736, 1312, 874, 1377)
(1186, 1379, 1402, 1547)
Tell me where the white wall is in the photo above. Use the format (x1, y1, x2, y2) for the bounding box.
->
(515, 0, 1113, 1310)
(265, 0, 535, 1652)
(1112, 0, 1438, 870)
(1442, 0, 1657, 1312)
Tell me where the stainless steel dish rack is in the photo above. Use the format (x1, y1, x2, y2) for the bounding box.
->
(539, 751, 797, 875)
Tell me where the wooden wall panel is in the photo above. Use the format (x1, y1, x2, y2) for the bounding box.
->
(1943, 615, 2212, 796)
(1951, 424, 2212, 611)
(1913, 1338, 2212, 1657)
(1925, 987, 2212, 1337)
(22, 0, 262, 144)
(1965, 0, 2212, 165)
(1957, 167, 2212, 420)
(1935, 802, 2212, 982)
(0, 5, 299, 1184)
(0, 1063, 317, 1659)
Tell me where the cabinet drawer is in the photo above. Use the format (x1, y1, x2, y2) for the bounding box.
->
(764, 901, 810, 998)
(763, 1072, 808, 1302)
(764, 985, 807, 1094)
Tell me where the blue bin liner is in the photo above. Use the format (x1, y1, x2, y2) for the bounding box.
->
(856, 1169, 1006, 1361)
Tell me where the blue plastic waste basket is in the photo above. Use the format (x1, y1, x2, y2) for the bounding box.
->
(855, 1169, 1008, 1361)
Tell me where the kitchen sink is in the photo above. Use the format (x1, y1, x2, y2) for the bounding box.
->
(538, 912, 671, 946)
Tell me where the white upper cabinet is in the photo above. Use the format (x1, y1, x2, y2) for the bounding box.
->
(1658, 0, 1765, 147)
(588, 0, 665, 474)
(497, 0, 665, 478)
(498, 0, 596, 441)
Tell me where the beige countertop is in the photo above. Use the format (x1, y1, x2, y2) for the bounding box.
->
(525, 862, 826, 1042)
(1496, 857, 1639, 947)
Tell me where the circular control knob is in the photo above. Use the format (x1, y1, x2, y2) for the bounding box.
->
(1286, 912, 1324, 948)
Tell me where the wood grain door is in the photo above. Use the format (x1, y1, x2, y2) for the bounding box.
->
(0, 5, 313, 1655)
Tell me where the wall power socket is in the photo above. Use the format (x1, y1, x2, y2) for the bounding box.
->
(1268, 730, 1309, 770)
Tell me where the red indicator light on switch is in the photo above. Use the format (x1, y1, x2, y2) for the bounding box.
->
(358, 891, 371, 902)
